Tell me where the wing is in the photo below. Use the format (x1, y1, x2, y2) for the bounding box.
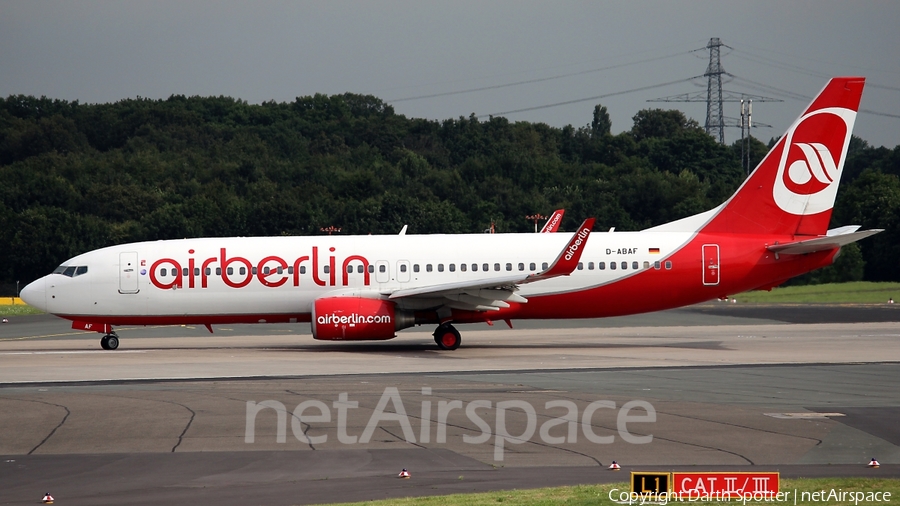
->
(388, 218, 595, 311)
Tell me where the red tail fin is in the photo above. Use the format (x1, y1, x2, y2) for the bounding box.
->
(540, 209, 565, 233)
(702, 77, 865, 236)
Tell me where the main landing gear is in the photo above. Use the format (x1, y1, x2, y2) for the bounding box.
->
(433, 323, 461, 351)
(100, 332, 120, 350)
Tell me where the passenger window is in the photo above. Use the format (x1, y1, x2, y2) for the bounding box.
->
(471, 263, 477, 272)
(621, 262, 627, 270)
(205, 268, 212, 275)
(529, 262, 536, 271)
(665, 261, 672, 270)
(358, 265, 364, 273)
(216, 267, 222, 275)
(159, 268, 167, 277)
(172, 268, 179, 276)
(518, 263, 525, 271)
(438, 264, 444, 272)
(75, 266, 88, 276)
(323, 266, 329, 274)
(542, 262, 548, 270)
(379, 265, 386, 273)
(346, 265, 353, 273)
(413, 264, 420, 273)
(577, 262, 584, 270)
(300, 266, 307, 274)
(633, 261, 639, 270)
(400, 264, 407, 272)
(483, 263, 489, 272)
(599, 262, 605, 270)
(227, 267, 233, 275)
(427, 264, 433, 272)
(251, 267, 257, 275)
(460, 263, 467, 272)
(494, 263, 500, 271)
(194, 268, 200, 276)
(368, 265, 374, 273)
(240, 267, 246, 275)
(610, 262, 616, 270)
(643, 261, 650, 269)
(654, 261, 660, 270)
(277, 267, 283, 274)
(449, 264, 456, 272)
(183, 268, 189, 276)
(588, 262, 594, 270)
(287, 267, 293, 275)
(506, 263, 512, 271)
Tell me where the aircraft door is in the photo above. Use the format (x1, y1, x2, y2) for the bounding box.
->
(397, 260, 411, 283)
(702, 244, 720, 286)
(375, 260, 390, 284)
(119, 251, 140, 294)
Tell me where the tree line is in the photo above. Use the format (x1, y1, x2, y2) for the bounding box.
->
(1, 93, 897, 292)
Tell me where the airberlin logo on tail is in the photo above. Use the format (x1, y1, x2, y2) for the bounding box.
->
(786, 142, 838, 194)
(772, 107, 856, 216)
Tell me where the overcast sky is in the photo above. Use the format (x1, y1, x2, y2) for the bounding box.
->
(2, 1, 898, 147)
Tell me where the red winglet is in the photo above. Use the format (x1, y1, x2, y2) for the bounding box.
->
(526, 218, 595, 282)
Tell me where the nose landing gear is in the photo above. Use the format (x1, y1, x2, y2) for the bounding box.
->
(100, 333, 119, 350)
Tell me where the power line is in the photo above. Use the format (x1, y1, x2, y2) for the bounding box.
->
(388, 50, 694, 103)
(479, 76, 700, 118)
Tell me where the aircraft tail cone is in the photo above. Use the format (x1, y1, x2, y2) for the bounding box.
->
(869, 458, 881, 468)
(398, 468, 410, 479)
(609, 461, 621, 471)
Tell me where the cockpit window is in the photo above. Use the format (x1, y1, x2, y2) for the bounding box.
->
(53, 265, 88, 277)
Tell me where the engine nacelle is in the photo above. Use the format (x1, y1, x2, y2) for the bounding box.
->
(311, 297, 415, 340)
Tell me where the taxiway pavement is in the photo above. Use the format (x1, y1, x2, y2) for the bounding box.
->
(0, 304, 898, 505)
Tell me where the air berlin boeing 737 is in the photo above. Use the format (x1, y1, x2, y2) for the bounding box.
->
(21, 77, 881, 351)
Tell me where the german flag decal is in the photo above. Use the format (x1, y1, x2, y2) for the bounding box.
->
(649, 248, 660, 254)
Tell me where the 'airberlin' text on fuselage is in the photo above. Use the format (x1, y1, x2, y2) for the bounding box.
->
(148, 247, 371, 290)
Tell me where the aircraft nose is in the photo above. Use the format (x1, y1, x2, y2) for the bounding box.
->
(19, 277, 47, 312)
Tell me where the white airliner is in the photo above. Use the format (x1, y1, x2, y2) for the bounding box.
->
(21, 77, 881, 351)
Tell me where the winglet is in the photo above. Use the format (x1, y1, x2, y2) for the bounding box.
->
(526, 218, 595, 282)
(540, 209, 565, 233)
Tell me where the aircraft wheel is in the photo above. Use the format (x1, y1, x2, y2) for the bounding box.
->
(434, 324, 461, 351)
(101, 334, 119, 350)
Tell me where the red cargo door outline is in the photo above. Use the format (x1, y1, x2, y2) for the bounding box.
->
(702, 244, 720, 286)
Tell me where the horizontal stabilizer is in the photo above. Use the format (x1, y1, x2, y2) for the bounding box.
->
(767, 228, 883, 255)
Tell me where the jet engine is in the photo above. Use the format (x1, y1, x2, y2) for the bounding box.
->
(311, 297, 415, 340)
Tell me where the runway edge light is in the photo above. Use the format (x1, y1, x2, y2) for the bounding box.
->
(42, 493, 54, 504)
(609, 461, 621, 470)
(870, 458, 880, 468)
(398, 468, 410, 479)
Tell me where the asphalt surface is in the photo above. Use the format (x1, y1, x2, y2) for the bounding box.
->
(0, 304, 898, 505)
